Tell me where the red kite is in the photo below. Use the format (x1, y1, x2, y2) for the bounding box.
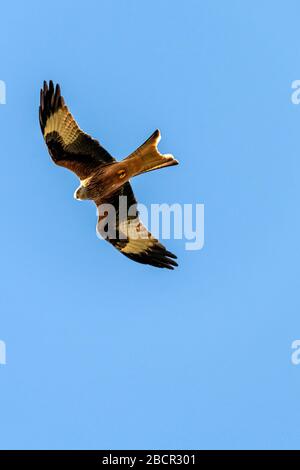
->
(39, 81, 178, 269)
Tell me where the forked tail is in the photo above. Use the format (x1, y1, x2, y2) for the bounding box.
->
(123, 129, 178, 177)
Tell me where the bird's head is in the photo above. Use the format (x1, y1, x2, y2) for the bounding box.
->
(74, 185, 89, 200)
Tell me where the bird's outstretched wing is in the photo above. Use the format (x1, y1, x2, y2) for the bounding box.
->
(39, 80, 114, 179)
(96, 183, 178, 270)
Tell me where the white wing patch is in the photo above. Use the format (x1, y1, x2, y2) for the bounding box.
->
(44, 106, 81, 146)
(119, 217, 157, 254)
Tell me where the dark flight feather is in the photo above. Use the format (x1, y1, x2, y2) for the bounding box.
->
(39, 80, 114, 179)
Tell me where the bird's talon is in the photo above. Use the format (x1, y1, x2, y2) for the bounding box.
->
(118, 169, 126, 179)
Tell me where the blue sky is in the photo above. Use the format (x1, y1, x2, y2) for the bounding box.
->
(1, 0, 300, 450)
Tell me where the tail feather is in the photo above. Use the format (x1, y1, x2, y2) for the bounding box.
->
(123, 129, 178, 176)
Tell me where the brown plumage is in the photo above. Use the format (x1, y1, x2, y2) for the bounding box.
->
(39, 80, 179, 269)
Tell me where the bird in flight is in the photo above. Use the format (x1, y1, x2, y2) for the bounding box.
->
(39, 81, 179, 269)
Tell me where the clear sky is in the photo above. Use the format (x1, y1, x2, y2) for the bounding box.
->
(1, 0, 300, 450)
